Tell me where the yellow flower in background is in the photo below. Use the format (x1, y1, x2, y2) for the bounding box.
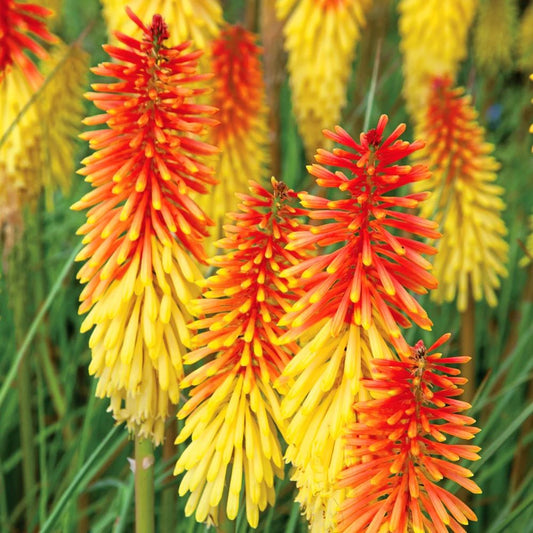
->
(100, 0, 222, 50)
(414, 77, 508, 312)
(37, 42, 88, 208)
(519, 5, 533, 72)
(175, 179, 311, 527)
(199, 25, 270, 244)
(398, 0, 477, 118)
(520, 215, 533, 268)
(474, 0, 517, 77)
(73, 10, 218, 445)
(0, 42, 88, 244)
(0, 65, 41, 214)
(276, 0, 370, 156)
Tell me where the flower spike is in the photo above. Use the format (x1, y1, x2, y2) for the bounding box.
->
(337, 334, 481, 533)
(199, 24, 270, 243)
(281, 115, 440, 348)
(474, 0, 517, 76)
(277, 0, 371, 155)
(413, 77, 508, 311)
(73, 10, 218, 445)
(398, 0, 477, 118)
(277, 117, 440, 530)
(0, 0, 57, 89)
(175, 178, 312, 528)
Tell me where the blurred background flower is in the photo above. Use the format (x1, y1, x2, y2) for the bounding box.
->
(198, 24, 270, 246)
(276, 0, 371, 156)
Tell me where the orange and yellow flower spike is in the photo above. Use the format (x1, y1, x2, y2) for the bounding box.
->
(0, 0, 57, 89)
(175, 178, 312, 527)
(337, 334, 481, 533)
(101, 0, 223, 50)
(200, 25, 269, 242)
(277, 116, 440, 530)
(398, 0, 477, 119)
(413, 78, 508, 312)
(276, 0, 370, 156)
(474, 0, 517, 76)
(72, 9, 218, 445)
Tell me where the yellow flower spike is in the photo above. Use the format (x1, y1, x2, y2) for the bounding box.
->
(474, 0, 518, 77)
(413, 77, 509, 311)
(0, 39, 87, 247)
(398, 0, 477, 118)
(101, 0, 222, 50)
(276, 0, 371, 156)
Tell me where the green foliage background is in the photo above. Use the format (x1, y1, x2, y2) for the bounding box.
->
(0, 0, 532, 531)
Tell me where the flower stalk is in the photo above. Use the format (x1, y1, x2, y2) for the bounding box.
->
(134, 436, 155, 533)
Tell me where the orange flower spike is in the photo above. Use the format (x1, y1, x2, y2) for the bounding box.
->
(0, 0, 57, 88)
(202, 24, 269, 239)
(337, 334, 481, 533)
(175, 178, 312, 528)
(281, 115, 440, 348)
(73, 9, 218, 445)
(211, 25, 266, 152)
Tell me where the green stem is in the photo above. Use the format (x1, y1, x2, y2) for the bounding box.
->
(135, 436, 155, 533)
(10, 235, 36, 531)
(461, 290, 476, 403)
(17, 357, 36, 530)
(160, 419, 177, 533)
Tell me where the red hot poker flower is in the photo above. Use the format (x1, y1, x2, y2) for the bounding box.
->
(277, 117, 441, 530)
(74, 8, 219, 315)
(413, 76, 508, 312)
(72, 9, 218, 444)
(200, 24, 269, 241)
(337, 334, 481, 533)
(280, 114, 440, 353)
(0, 0, 57, 88)
(175, 178, 312, 527)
